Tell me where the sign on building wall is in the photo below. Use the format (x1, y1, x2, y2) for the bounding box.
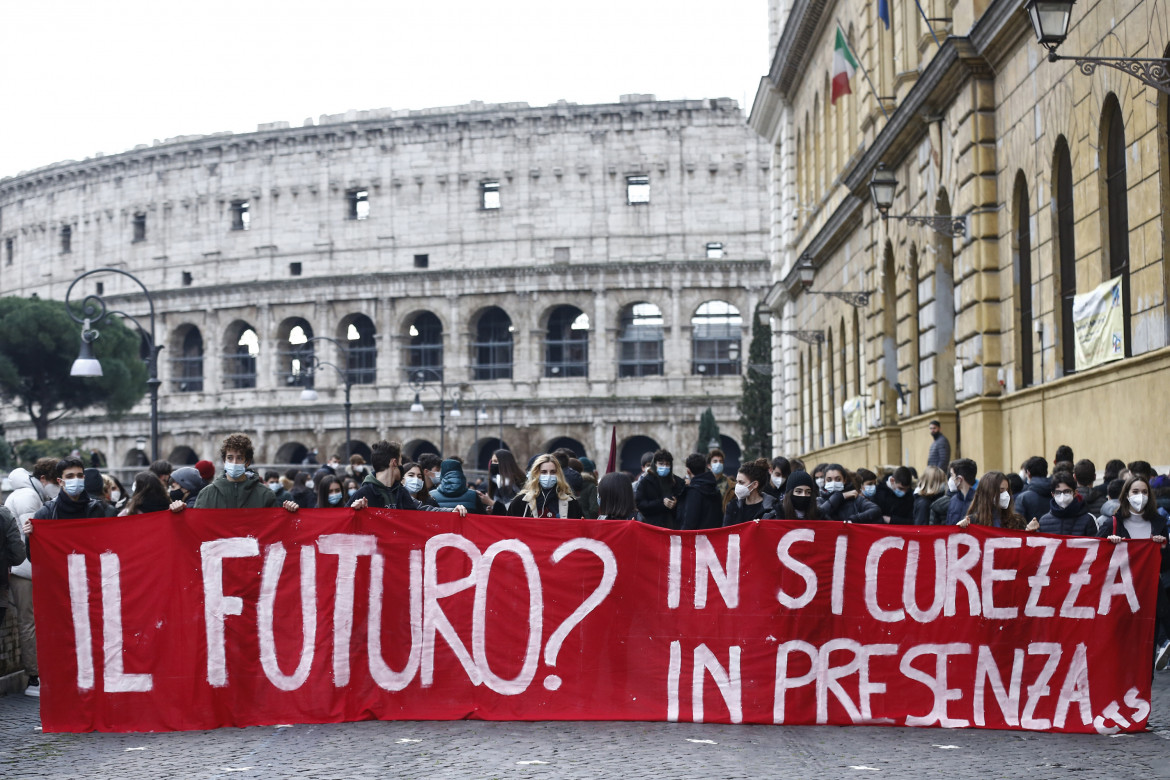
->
(1073, 277, 1125, 371)
(843, 397, 866, 440)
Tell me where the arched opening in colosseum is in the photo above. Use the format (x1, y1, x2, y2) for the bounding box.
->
(544, 305, 589, 378)
(472, 307, 514, 380)
(329, 438, 371, 463)
(617, 302, 664, 378)
(276, 317, 313, 387)
(169, 324, 204, 393)
(339, 313, 376, 385)
(691, 300, 742, 376)
(405, 439, 440, 461)
(404, 311, 443, 381)
(274, 441, 309, 466)
(168, 445, 199, 465)
(543, 436, 587, 458)
(471, 437, 509, 471)
(618, 435, 660, 474)
(223, 320, 259, 389)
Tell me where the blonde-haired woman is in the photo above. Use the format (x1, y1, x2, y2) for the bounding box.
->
(506, 454, 583, 519)
(914, 465, 947, 525)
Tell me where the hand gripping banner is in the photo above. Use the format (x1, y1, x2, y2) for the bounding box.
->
(31, 510, 1158, 733)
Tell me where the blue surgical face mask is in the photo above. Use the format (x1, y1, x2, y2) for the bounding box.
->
(224, 463, 246, 479)
(657, 466, 671, 477)
(862, 484, 877, 498)
(404, 477, 424, 495)
(539, 474, 558, 489)
(268, 482, 280, 492)
(893, 488, 906, 498)
(328, 492, 343, 505)
(347, 489, 357, 498)
(710, 462, 724, 475)
(63, 477, 86, 497)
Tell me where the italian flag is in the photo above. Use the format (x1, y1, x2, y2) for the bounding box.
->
(831, 27, 857, 105)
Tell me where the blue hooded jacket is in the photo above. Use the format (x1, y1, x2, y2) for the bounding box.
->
(429, 459, 480, 512)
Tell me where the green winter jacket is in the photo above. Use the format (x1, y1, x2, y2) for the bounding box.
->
(194, 475, 283, 509)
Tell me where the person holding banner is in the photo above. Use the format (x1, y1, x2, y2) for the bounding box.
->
(349, 440, 465, 514)
(190, 434, 299, 512)
(771, 470, 823, 520)
(1099, 476, 1170, 668)
(595, 472, 638, 520)
(507, 454, 583, 519)
(819, 464, 882, 523)
(721, 458, 774, 527)
(957, 471, 1035, 531)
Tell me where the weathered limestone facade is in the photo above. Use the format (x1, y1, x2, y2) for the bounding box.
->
(753, 0, 1170, 472)
(0, 96, 770, 471)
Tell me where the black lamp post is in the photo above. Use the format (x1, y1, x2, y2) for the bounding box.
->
(1023, 1, 1170, 94)
(796, 253, 873, 307)
(868, 164, 966, 237)
(296, 335, 354, 463)
(409, 367, 459, 457)
(65, 268, 162, 462)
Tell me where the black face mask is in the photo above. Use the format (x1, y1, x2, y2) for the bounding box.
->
(489, 463, 499, 477)
(791, 495, 811, 513)
(169, 488, 185, 502)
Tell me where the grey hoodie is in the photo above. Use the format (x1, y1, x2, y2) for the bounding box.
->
(4, 468, 48, 579)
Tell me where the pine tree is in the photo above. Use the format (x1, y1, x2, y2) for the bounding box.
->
(739, 315, 773, 460)
(696, 407, 721, 455)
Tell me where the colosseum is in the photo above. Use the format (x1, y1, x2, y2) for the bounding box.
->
(0, 95, 770, 474)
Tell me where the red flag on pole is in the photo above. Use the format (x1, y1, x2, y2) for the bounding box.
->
(605, 425, 617, 474)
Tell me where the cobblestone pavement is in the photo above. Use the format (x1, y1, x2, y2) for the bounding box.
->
(3, 677, 1170, 780)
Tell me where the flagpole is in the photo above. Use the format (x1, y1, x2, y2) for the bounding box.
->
(836, 21, 889, 121)
(912, 0, 943, 50)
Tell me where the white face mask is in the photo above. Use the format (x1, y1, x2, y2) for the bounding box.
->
(815, 478, 825, 490)
(1129, 494, 1148, 513)
(824, 479, 844, 493)
(110, 489, 121, 503)
(305, 479, 315, 491)
(999, 491, 1011, 510)
(1054, 493, 1074, 509)
(947, 476, 957, 493)
(734, 483, 751, 500)
(771, 475, 785, 488)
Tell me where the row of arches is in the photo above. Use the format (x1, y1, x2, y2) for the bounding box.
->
(169, 300, 747, 391)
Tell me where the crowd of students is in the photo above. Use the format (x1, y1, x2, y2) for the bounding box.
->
(2, 433, 1167, 699)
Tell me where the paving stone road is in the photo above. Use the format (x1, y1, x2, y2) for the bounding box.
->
(3, 676, 1170, 780)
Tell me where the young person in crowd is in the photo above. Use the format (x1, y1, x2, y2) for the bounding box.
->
(264, 470, 291, 502)
(401, 462, 439, 508)
(634, 449, 685, 529)
(576, 457, 600, 519)
(874, 466, 916, 524)
(169, 466, 206, 508)
(945, 458, 979, 525)
(1038, 471, 1097, 536)
(680, 452, 724, 530)
(722, 458, 774, 526)
(430, 458, 482, 513)
(487, 448, 526, 508)
(958, 470, 1033, 530)
(914, 466, 947, 525)
(191, 434, 300, 511)
(819, 464, 882, 523)
(316, 473, 347, 507)
(122, 471, 172, 515)
(596, 472, 638, 520)
(706, 448, 731, 499)
(773, 470, 823, 520)
(1015, 456, 1053, 523)
(507, 454, 582, 519)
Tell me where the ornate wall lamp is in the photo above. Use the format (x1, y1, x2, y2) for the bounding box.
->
(796, 254, 873, 308)
(869, 164, 966, 237)
(1024, 1, 1170, 95)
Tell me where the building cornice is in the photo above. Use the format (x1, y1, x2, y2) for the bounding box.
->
(766, 0, 830, 101)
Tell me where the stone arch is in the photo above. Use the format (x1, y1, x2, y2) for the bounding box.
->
(470, 305, 514, 380)
(880, 239, 897, 425)
(1099, 92, 1132, 357)
(618, 301, 665, 377)
(403, 309, 444, 381)
(330, 438, 371, 463)
(470, 437, 509, 471)
(168, 445, 199, 465)
(543, 304, 589, 378)
(1012, 170, 1035, 389)
(274, 441, 309, 465)
(618, 435, 660, 475)
(169, 323, 204, 393)
(338, 312, 377, 384)
(223, 319, 259, 389)
(543, 436, 587, 458)
(907, 243, 921, 415)
(719, 435, 742, 473)
(691, 300, 742, 376)
(1052, 136, 1077, 376)
(275, 316, 313, 387)
(404, 439, 440, 461)
(122, 447, 149, 468)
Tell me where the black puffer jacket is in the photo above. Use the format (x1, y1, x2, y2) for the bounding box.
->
(1038, 495, 1097, 536)
(680, 471, 725, 530)
(1015, 477, 1053, 523)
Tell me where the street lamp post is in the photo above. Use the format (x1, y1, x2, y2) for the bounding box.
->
(296, 335, 355, 463)
(65, 268, 162, 462)
(409, 368, 460, 457)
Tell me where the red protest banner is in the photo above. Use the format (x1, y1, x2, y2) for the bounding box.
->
(32, 510, 1158, 734)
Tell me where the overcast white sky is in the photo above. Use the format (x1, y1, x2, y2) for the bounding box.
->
(0, 1, 767, 180)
